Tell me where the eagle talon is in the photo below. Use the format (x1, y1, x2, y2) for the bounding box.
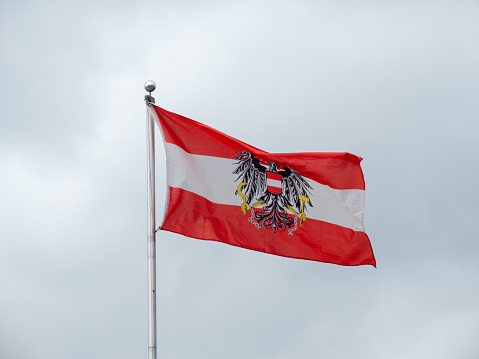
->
(298, 212, 306, 226)
(298, 195, 310, 225)
(237, 182, 250, 215)
(241, 201, 250, 215)
(252, 200, 264, 207)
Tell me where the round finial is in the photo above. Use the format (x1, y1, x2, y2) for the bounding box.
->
(144, 80, 156, 93)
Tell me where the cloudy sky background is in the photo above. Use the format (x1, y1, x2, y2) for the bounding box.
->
(1, 0, 478, 358)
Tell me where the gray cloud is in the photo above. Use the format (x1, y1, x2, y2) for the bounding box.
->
(1, 0, 478, 358)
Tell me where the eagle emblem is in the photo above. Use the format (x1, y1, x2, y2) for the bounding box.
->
(233, 152, 313, 235)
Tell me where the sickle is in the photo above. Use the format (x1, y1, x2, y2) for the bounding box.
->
(237, 182, 250, 215)
(237, 182, 249, 198)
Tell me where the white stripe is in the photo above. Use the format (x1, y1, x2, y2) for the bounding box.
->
(267, 178, 282, 189)
(165, 143, 365, 232)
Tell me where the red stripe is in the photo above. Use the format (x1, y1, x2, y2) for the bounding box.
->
(267, 172, 282, 181)
(153, 105, 365, 190)
(161, 187, 376, 267)
(267, 186, 282, 195)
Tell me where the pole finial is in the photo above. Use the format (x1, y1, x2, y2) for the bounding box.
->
(144, 80, 156, 105)
(144, 80, 156, 93)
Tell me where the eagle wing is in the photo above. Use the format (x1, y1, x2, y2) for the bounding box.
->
(278, 165, 313, 212)
(233, 152, 267, 205)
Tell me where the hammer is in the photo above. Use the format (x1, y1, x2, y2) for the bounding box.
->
(298, 195, 310, 225)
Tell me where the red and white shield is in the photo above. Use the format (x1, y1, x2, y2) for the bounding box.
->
(266, 171, 282, 194)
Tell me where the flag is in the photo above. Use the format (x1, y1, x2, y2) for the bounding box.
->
(150, 104, 375, 267)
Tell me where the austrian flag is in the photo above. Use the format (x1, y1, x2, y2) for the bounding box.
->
(150, 105, 375, 267)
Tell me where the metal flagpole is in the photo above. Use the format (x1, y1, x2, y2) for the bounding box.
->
(144, 80, 157, 359)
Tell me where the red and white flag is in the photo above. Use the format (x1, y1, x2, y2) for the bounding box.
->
(150, 105, 375, 267)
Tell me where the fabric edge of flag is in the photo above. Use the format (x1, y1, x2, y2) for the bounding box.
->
(159, 227, 376, 268)
(148, 106, 172, 228)
(151, 104, 376, 267)
(152, 104, 268, 157)
(152, 105, 366, 164)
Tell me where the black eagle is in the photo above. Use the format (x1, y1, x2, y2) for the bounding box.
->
(233, 152, 313, 233)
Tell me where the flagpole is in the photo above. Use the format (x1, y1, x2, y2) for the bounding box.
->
(144, 80, 157, 359)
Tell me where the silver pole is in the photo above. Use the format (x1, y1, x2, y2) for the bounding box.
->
(144, 80, 157, 359)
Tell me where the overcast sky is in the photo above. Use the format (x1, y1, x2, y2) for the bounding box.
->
(1, 0, 479, 358)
